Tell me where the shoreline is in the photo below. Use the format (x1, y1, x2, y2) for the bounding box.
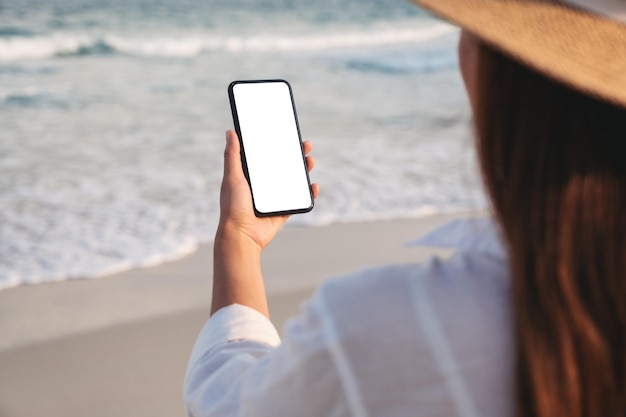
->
(0, 213, 473, 352)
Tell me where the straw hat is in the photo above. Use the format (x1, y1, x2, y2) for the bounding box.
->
(411, 0, 626, 108)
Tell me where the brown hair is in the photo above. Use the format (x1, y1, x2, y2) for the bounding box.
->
(473, 43, 626, 417)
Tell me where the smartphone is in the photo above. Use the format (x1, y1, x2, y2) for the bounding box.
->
(228, 79, 314, 217)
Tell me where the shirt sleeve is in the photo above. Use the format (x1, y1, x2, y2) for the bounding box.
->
(184, 302, 350, 417)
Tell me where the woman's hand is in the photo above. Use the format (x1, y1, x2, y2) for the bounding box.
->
(217, 129, 319, 250)
(211, 129, 319, 318)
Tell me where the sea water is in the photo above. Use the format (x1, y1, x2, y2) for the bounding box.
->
(0, 0, 486, 290)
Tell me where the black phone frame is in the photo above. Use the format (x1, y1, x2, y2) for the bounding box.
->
(228, 79, 314, 217)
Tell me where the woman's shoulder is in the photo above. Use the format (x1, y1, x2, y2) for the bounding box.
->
(307, 212, 513, 350)
(299, 216, 512, 347)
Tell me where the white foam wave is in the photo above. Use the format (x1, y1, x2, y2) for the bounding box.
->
(0, 24, 456, 61)
(0, 166, 216, 292)
(0, 34, 96, 61)
(0, 131, 485, 293)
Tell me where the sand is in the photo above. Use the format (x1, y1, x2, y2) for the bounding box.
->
(0, 214, 474, 417)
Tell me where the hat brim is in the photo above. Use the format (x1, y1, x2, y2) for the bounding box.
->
(412, 0, 626, 109)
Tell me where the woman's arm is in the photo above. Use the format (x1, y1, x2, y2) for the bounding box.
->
(210, 130, 318, 318)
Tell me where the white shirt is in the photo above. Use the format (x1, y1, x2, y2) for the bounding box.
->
(184, 218, 514, 417)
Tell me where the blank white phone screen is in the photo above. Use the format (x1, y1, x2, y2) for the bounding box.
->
(232, 82, 312, 214)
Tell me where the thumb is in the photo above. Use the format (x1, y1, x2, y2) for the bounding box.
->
(223, 130, 243, 181)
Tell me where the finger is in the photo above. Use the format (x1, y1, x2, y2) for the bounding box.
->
(302, 140, 313, 155)
(311, 183, 320, 199)
(305, 155, 315, 172)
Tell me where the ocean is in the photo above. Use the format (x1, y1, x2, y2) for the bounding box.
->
(0, 0, 485, 290)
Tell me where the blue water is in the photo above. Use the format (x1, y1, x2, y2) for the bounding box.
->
(0, 0, 484, 290)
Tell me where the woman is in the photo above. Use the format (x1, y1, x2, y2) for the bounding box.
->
(185, 1, 626, 416)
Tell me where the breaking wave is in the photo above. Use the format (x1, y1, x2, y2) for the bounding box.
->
(0, 24, 455, 61)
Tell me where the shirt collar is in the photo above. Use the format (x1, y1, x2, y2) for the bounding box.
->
(405, 216, 506, 258)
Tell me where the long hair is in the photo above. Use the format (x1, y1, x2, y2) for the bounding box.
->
(473, 43, 626, 417)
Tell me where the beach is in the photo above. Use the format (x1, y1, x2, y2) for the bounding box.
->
(0, 1, 483, 415)
(0, 214, 467, 417)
